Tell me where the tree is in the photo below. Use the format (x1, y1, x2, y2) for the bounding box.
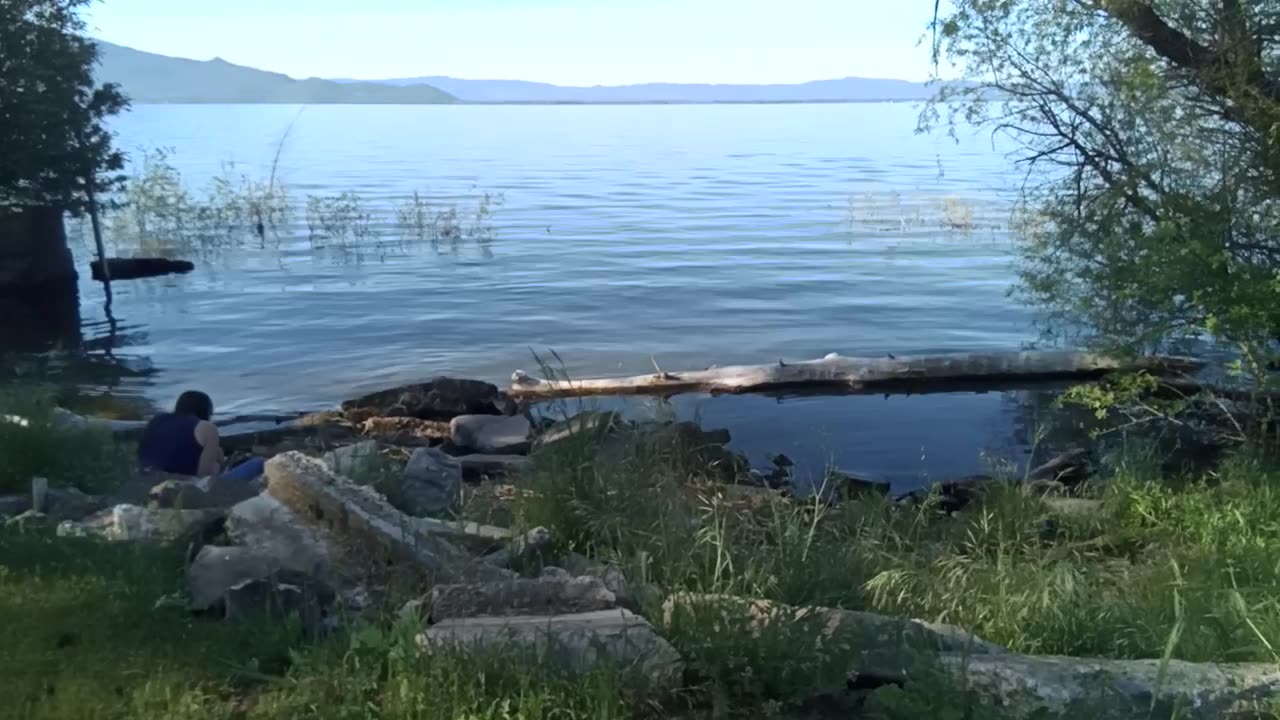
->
(0, 0, 128, 215)
(926, 1, 1280, 373)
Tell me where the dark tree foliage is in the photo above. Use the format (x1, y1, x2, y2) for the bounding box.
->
(927, 1, 1280, 370)
(0, 0, 128, 214)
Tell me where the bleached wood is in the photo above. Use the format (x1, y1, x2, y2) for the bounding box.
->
(510, 351, 1201, 399)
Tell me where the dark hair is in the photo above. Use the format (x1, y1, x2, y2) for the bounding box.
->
(173, 391, 213, 421)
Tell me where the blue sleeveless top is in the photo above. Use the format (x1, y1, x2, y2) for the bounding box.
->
(137, 413, 204, 476)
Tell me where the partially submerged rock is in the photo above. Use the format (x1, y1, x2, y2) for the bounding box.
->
(429, 574, 617, 622)
(342, 378, 516, 422)
(225, 493, 331, 577)
(397, 447, 463, 518)
(57, 504, 223, 543)
(450, 414, 532, 455)
(417, 609, 683, 690)
(264, 452, 509, 582)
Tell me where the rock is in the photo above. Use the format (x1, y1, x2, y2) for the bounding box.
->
(894, 475, 999, 512)
(225, 494, 331, 577)
(342, 377, 515, 422)
(457, 454, 534, 481)
(321, 440, 384, 478)
(223, 573, 334, 627)
(483, 526, 553, 569)
(5, 510, 51, 532)
(57, 504, 224, 543)
(415, 516, 512, 554)
(188, 545, 280, 611)
(397, 447, 464, 518)
(45, 487, 106, 521)
(935, 652, 1280, 720)
(429, 574, 617, 622)
(535, 411, 626, 449)
(450, 415, 532, 455)
(417, 609, 683, 690)
(830, 470, 891, 498)
(149, 479, 213, 510)
(0, 494, 29, 518)
(264, 452, 510, 582)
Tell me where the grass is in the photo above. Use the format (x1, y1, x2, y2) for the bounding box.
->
(0, 384, 136, 494)
(6, 395, 1280, 717)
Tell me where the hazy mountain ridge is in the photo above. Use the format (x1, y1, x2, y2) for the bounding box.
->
(334, 75, 943, 103)
(95, 41, 942, 104)
(94, 42, 456, 104)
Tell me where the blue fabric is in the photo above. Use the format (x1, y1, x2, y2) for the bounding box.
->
(137, 413, 203, 476)
(220, 456, 266, 482)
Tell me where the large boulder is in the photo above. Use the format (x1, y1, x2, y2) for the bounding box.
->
(429, 574, 617, 622)
(188, 545, 278, 611)
(263, 452, 510, 582)
(450, 414, 532, 455)
(342, 378, 516, 422)
(417, 609, 683, 691)
(396, 447, 463, 518)
(56, 504, 224, 543)
(224, 493, 331, 577)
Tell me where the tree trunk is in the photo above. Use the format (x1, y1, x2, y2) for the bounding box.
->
(509, 351, 1202, 399)
(0, 205, 80, 352)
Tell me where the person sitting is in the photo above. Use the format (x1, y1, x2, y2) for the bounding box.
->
(137, 390, 265, 481)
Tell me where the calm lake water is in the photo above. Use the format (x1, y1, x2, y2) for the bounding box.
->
(57, 102, 1046, 490)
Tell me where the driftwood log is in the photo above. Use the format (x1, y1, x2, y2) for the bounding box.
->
(509, 351, 1202, 399)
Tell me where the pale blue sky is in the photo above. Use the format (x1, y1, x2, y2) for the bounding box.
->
(87, 0, 941, 85)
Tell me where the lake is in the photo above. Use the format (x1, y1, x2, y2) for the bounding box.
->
(57, 102, 1044, 490)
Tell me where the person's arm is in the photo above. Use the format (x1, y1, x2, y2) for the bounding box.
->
(194, 420, 225, 477)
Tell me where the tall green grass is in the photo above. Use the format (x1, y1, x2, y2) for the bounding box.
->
(515, 426, 1280, 665)
(0, 385, 135, 495)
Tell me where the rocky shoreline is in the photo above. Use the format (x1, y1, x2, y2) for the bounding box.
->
(2, 375, 1267, 718)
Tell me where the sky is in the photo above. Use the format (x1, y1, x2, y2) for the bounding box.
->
(86, 0, 942, 86)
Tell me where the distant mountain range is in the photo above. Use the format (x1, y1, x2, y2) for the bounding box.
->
(95, 42, 456, 104)
(95, 41, 942, 105)
(329, 76, 941, 103)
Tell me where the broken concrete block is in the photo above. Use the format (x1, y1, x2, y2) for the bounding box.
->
(264, 452, 510, 583)
(418, 609, 683, 690)
(225, 493, 332, 577)
(397, 447, 463, 517)
(429, 574, 617, 622)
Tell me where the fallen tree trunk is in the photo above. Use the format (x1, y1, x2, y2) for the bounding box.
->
(509, 351, 1202, 399)
(89, 257, 194, 282)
